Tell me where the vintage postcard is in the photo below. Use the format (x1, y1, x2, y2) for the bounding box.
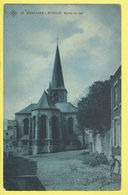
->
(0, 0, 128, 194)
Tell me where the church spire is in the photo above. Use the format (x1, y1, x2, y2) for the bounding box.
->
(51, 44, 65, 89)
(50, 44, 67, 103)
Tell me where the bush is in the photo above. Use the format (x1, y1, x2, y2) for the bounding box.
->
(82, 152, 109, 167)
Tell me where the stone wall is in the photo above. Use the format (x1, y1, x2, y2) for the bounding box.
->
(88, 131, 111, 159)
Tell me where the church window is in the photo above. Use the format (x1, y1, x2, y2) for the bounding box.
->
(52, 116, 58, 139)
(54, 93, 59, 103)
(39, 115, 47, 139)
(33, 116, 36, 139)
(23, 118, 29, 135)
(68, 118, 74, 136)
(29, 118, 32, 139)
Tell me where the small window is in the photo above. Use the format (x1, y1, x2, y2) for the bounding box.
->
(114, 84, 118, 107)
(54, 93, 59, 103)
(114, 119, 117, 146)
(8, 126, 12, 130)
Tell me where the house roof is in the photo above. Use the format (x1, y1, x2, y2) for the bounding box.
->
(51, 45, 65, 89)
(55, 102, 77, 113)
(15, 104, 37, 115)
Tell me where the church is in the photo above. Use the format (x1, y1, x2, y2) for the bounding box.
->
(15, 44, 81, 155)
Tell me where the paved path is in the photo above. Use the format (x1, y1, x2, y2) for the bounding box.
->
(27, 150, 120, 191)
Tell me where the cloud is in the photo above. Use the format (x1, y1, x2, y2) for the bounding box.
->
(4, 4, 121, 119)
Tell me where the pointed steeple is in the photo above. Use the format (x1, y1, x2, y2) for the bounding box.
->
(51, 45, 65, 89)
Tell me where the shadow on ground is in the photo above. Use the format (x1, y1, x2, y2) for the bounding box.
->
(4, 154, 45, 191)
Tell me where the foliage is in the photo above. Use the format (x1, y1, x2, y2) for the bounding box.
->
(82, 152, 109, 167)
(77, 80, 111, 135)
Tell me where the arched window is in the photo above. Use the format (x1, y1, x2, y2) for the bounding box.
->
(33, 116, 36, 139)
(23, 118, 29, 135)
(29, 118, 32, 139)
(68, 118, 73, 136)
(39, 115, 47, 139)
(52, 116, 58, 139)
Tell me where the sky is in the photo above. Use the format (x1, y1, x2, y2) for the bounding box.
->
(4, 4, 121, 119)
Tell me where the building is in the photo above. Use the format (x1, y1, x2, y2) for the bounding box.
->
(4, 119, 17, 155)
(110, 66, 121, 173)
(15, 45, 81, 155)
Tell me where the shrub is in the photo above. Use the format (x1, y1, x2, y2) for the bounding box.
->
(82, 152, 109, 167)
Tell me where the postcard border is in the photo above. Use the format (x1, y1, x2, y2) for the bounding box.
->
(0, 0, 128, 194)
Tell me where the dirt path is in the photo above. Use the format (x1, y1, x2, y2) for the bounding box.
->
(27, 150, 120, 191)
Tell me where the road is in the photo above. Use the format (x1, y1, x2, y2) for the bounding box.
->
(26, 150, 121, 191)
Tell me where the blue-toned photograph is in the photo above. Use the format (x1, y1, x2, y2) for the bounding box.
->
(4, 4, 121, 191)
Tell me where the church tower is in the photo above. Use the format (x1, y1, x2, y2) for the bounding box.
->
(15, 42, 79, 155)
(49, 45, 67, 104)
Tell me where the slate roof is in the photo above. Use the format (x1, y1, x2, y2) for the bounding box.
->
(55, 102, 77, 113)
(35, 91, 57, 110)
(51, 45, 65, 89)
(15, 91, 60, 114)
(15, 104, 37, 115)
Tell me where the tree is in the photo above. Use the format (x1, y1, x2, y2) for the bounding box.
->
(77, 80, 111, 135)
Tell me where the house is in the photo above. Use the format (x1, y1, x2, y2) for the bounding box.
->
(4, 119, 17, 155)
(110, 66, 121, 173)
